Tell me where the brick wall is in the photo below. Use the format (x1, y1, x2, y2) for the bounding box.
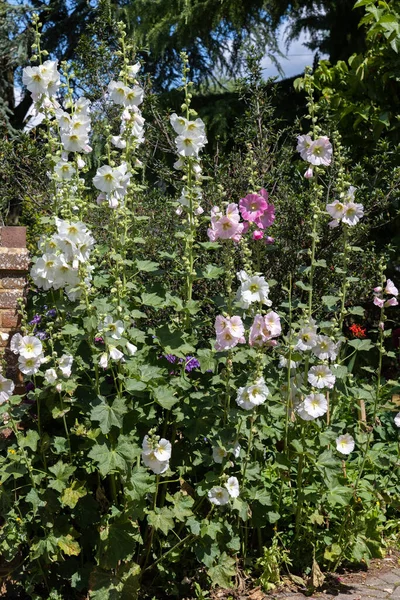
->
(0, 227, 29, 390)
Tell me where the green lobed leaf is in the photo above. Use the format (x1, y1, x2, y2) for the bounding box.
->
(90, 397, 128, 434)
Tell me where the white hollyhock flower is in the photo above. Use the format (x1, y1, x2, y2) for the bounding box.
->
(308, 365, 336, 389)
(342, 202, 364, 226)
(303, 393, 328, 418)
(61, 131, 90, 153)
(279, 356, 299, 369)
(109, 347, 124, 361)
(19, 355, 44, 375)
(212, 447, 227, 464)
(110, 135, 127, 149)
(175, 130, 207, 157)
(126, 62, 141, 78)
(336, 434, 355, 455)
(312, 336, 338, 361)
(307, 136, 332, 166)
(208, 486, 230, 506)
(102, 315, 124, 340)
(59, 355, 73, 377)
(124, 85, 144, 107)
(394, 412, 400, 428)
(99, 353, 108, 369)
(236, 378, 269, 410)
(295, 400, 315, 421)
(236, 271, 271, 309)
(93, 165, 120, 194)
(54, 160, 75, 181)
(0, 375, 15, 404)
(126, 342, 137, 356)
(10, 333, 23, 354)
(225, 476, 240, 498)
(44, 368, 58, 385)
(142, 451, 169, 474)
(326, 199, 346, 221)
(295, 322, 318, 351)
(0, 332, 9, 341)
(153, 438, 172, 461)
(108, 80, 128, 105)
(232, 442, 241, 458)
(19, 336, 43, 359)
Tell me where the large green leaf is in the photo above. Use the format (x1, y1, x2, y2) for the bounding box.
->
(97, 521, 140, 569)
(90, 397, 128, 434)
(147, 507, 175, 535)
(208, 552, 236, 588)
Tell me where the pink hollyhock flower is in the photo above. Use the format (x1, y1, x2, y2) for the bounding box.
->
(385, 279, 398, 296)
(256, 204, 275, 229)
(239, 193, 267, 222)
(215, 315, 245, 339)
(213, 217, 243, 240)
(296, 134, 313, 160)
(265, 236, 275, 244)
(253, 230, 264, 240)
(385, 298, 398, 307)
(373, 286, 382, 293)
(304, 166, 314, 179)
(373, 297, 384, 308)
(249, 312, 281, 347)
(215, 315, 246, 351)
(258, 188, 268, 200)
(208, 204, 244, 242)
(307, 136, 333, 166)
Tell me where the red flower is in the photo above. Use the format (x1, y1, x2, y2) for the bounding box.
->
(349, 324, 367, 338)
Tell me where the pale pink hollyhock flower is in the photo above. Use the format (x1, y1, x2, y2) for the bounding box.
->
(225, 203, 241, 223)
(373, 297, 384, 308)
(374, 286, 382, 293)
(342, 202, 364, 226)
(385, 298, 398, 307)
(213, 217, 243, 240)
(326, 200, 346, 221)
(379, 322, 385, 331)
(296, 134, 313, 160)
(328, 219, 339, 229)
(239, 193, 267, 222)
(307, 136, 333, 166)
(249, 312, 281, 347)
(385, 279, 398, 296)
(215, 315, 245, 350)
(304, 166, 314, 179)
(253, 230, 264, 240)
(265, 236, 275, 244)
(256, 204, 275, 229)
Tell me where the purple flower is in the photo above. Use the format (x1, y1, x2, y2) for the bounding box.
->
(25, 381, 35, 392)
(29, 314, 41, 325)
(94, 336, 105, 344)
(46, 309, 57, 318)
(164, 354, 177, 364)
(185, 356, 200, 372)
(35, 331, 48, 341)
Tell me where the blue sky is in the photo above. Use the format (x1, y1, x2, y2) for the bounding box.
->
(261, 24, 328, 80)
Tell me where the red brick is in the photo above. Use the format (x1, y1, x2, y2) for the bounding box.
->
(0, 227, 26, 248)
(1, 310, 21, 329)
(0, 290, 25, 309)
(0, 249, 30, 271)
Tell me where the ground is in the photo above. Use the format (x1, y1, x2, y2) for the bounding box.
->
(210, 552, 400, 600)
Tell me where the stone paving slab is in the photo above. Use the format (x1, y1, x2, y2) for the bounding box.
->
(270, 565, 400, 600)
